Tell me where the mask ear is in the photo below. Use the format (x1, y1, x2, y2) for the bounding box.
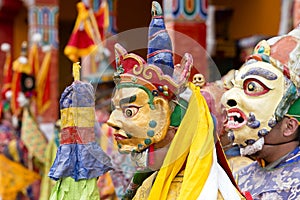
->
(283, 117, 299, 137)
(151, 97, 171, 142)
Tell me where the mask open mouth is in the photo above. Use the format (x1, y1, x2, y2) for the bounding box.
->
(114, 131, 128, 141)
(225, 108, 247, 129)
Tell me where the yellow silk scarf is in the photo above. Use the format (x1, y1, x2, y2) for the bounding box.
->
(148, 82, 214, 199)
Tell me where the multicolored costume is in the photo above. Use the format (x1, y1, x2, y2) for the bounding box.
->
(222, 26, 300, 199)
(48, 63, 113, 199)
(107, 1, 246, 199)
(237, 144, 300, 199)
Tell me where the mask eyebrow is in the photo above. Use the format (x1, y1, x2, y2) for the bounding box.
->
(241, 67, 278, 80)
(119, 95, 137, 107)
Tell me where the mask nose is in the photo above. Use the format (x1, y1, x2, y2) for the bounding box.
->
(226, 99, 237, 107)
(107, 111, 121, 130)
(221, 89, 240, 108)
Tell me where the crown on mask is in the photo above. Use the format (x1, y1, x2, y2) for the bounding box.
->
(113, 1, 193, 100)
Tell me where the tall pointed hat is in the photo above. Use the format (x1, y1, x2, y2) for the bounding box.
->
(147, 1, 174, 76)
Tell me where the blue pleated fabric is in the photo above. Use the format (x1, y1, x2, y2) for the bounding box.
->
(49, 142, 113, 181)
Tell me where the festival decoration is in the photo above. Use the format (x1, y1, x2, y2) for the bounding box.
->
(36, 45, 52, 115)
(10, 41, 34, 117)
(1, 43, 13, 101)
(28, 33, 42, 78)
(64, 1, 101, 63)
(0, 154, 40, 200)
(48, 62, 113, 199)
(21, 107, 48, 163)
(94, 0, 110, 41)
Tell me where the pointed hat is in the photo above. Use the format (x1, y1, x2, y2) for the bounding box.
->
(147, 1, 174, 77)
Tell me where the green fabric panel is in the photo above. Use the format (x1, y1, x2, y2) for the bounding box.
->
(170, 99, 188, 126)
(49, 177, 100, 200)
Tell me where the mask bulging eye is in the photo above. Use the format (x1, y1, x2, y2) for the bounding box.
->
(123, 106, 140, 118)
(243, 78, 270, 96)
